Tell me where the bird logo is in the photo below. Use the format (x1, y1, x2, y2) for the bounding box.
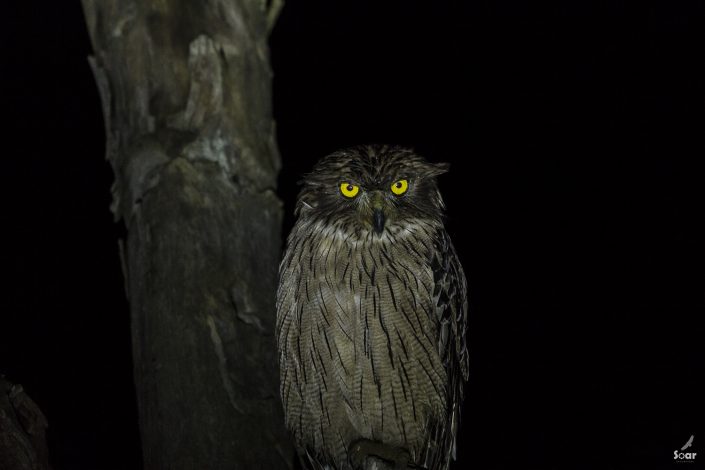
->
(681, 435, 694, 451)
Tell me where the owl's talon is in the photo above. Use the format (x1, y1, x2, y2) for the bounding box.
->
(348, 438, 413, 469)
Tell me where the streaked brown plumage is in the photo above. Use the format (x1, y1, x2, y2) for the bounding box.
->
(276, 145, 468, 469)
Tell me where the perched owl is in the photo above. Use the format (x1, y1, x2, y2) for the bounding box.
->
(276, 145, 468, 470)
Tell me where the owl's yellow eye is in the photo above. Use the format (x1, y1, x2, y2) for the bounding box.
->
(390, 179, 408, 195)
(340, 182, 360, 198)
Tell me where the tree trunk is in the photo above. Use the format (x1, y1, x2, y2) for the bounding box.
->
(0, 377, 51, 470)
(80, 1, 292, 468)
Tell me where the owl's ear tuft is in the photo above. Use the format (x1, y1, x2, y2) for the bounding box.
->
(425, 162, 450, 177)
(295, 196, 318, 216)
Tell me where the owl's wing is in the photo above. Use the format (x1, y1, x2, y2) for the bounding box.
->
(432, 230, 469, 382)
(423, 230, 469, 469)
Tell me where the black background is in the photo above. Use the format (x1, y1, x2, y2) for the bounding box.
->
(2, 1, 703, 469)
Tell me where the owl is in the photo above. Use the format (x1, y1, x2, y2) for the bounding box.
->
(276, 145, 468, 470)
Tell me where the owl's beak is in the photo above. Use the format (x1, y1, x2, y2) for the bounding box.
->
(373, 208, 385, 234)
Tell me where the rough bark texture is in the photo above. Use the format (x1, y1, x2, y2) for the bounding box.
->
(80, 1, 292, 468)
(0, 377, 51, 470)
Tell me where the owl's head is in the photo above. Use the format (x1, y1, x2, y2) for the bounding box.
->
(296, 145, 449, 236)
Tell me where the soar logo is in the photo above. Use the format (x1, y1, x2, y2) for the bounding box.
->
(674, 435, 696, 463)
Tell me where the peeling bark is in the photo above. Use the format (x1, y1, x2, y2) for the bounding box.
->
(80, 1, 292, 468)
